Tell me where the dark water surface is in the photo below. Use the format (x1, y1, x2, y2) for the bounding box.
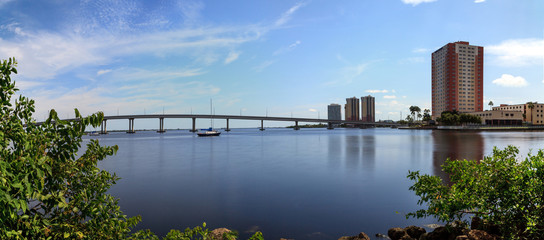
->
(87, 128, 544, 239)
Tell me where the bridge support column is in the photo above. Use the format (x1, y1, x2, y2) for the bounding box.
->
(100, 120, 108, 134)
(157, 117, 165, 133)
(259, 119, 265, 131)
(225, 119, 231, 131)
(190, 118, 197, 132)
(327, 122, 334, 130)
(294, 121, 300, 130)
(127, 118, 135, 133)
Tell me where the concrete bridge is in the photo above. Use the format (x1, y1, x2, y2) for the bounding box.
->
(94, 114, 399, 134)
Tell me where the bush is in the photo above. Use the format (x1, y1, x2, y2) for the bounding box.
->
(1, 57, 265, 239)
(1, 58, 141, 238)
(407, 146, 544, 239)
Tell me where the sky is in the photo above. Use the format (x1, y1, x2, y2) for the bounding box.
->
(1, 0, 543, 129)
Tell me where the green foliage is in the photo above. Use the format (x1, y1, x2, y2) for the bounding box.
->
(407, 146, 544, 239)
(422, 109, 431, 122)
(1, 58, 141, 239)
(436, 111, 481, 126)
(409, 106, 421, 121)
(0, 57, 267, 240)
(129, 223, 262, 240)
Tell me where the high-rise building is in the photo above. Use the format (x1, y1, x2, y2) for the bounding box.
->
(345, 97, 360, 121)
(328, 104, 342, 121)
(432, 41, 484, 119)
(361, 95, 375, 123)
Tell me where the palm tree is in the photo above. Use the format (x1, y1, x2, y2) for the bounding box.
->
(488, 101, 494, 110)
(423, 109, 431, 121)
(409, 106, 421, 121)
(527, 102, 535, 124)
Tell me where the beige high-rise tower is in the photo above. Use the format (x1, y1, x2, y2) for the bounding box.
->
(361, 95, 375, 123)
(345, 97, 360, 121)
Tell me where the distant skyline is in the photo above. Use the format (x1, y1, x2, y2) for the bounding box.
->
(1, 0, 543, 129)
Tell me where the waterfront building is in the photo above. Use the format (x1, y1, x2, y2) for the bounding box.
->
(345, 97, 360, 121)
(328, 104, 342, 121)
(468, 110, 523, 125)
(492, 103, 544, 125)
(361, 95, 375, 123)
(432, 41, 484, 119)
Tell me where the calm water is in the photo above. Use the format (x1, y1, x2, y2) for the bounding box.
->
(87, 128, 544, 239)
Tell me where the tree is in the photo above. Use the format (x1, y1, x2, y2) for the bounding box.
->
(1, 58, 140, 239)
(1, 58, 266, 239)
(488, 101, 494, 110)
(409, 106, 421, 122)
(422, 109, 431, 122)
(407, 146, 544, 239)
(436, 111, 480, 126)
(527, 102, 535, 123)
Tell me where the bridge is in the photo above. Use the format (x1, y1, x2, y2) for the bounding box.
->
(91, 114, 399, 134)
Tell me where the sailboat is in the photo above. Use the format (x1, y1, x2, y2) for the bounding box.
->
(197, 99, 221, 137)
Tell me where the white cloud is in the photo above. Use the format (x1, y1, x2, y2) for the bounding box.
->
(15, 80, 45, 90)
(254, 60, 275, 72)
(178, 0, 205, 25)
(366, 89, 389, 93)
(492, 74, 528, 87)
(97, 69, 112, 76)
(474, 0, 485, 3)
(275, 2, 307, 27)
(273, 40, 301, 55)
(401, 0, 437, 6)
(0, 0, 14, 7)
(412, 48, 430, 53)
(384, 95, 397, 99)
(487, 38, 544, 67)
(308, 108, 317, 112)
(224, 51, 240, 64)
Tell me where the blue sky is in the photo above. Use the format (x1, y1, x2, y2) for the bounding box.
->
(1, 0, 543, 129)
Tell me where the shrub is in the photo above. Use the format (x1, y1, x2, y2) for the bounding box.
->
(1, 57, 265, 239)
(407, 146, 544, 239)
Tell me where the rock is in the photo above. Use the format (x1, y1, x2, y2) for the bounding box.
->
(467, 229, 497, 240)
(455, 235, 470, 240)
(424, 224, 442, 229)
(210, 228, 232, 240)
(484, 223, 500, 236)
(337, 232, 371, 240)
(404, 226, 426, 239)
(388, 228, 410, 240)
(471, 217, 482, 230)
(375, 233, 390, 239)
(423, 226, 453, 240)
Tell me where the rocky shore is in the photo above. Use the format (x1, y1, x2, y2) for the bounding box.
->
(337, 217, 500, 240)
(210, 217, 501, 240)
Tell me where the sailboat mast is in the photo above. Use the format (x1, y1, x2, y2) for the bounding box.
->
(210, 98, 213, 129)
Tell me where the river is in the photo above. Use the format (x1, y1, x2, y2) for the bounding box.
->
(87, 128, 544, 239)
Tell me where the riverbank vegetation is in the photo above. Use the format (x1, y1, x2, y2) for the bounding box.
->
(407, 146, 544, 239)
(436, 110, 481, 125)
(286, 123, 327, 128)
(0, 58, 263, 239)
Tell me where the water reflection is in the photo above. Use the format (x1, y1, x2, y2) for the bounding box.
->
(342, 133, 376, 171)
(432, 131, 484, 182)
(361, 135, 375, 170)
(345, 135, 361, 169)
